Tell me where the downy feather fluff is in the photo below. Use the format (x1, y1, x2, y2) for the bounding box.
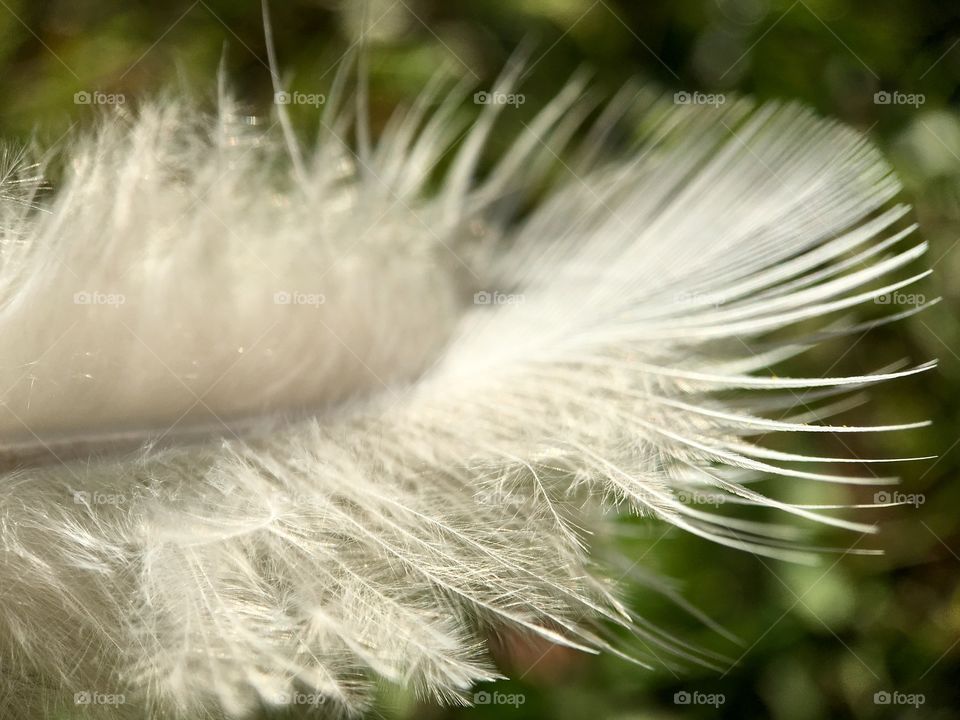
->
(0, 56, 933, 718)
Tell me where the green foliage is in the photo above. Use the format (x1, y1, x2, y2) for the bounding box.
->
(2, 1, 956, 717)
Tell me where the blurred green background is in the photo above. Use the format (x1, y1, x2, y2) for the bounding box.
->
(2, 1, 957, 718)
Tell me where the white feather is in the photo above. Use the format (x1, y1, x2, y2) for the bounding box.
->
(0, 67, 932, 718)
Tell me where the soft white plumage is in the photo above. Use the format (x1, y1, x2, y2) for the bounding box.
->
(0, 59, 932, 718)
